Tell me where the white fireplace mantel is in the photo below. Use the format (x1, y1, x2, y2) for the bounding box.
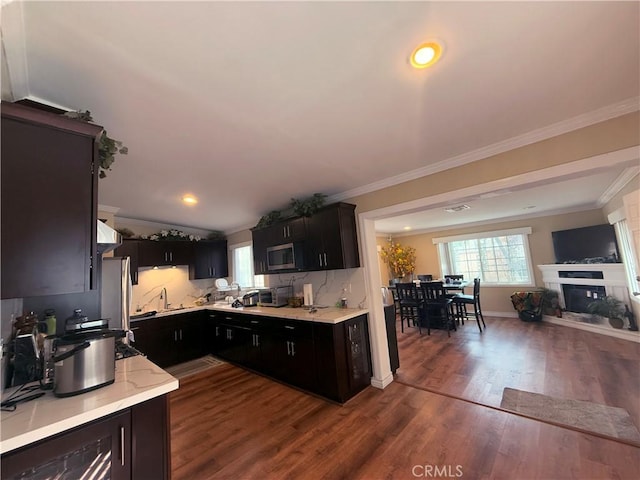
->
(537, 263, 639, 342)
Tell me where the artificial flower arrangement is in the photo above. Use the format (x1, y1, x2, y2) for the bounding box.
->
(380, 239, 416, 279)
(140, 229, 201, 241)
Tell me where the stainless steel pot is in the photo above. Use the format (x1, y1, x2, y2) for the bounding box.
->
(242, 291, 260, 307)
(52, 329, 121, 397)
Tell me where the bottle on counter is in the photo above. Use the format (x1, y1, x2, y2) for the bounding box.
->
(44, 309, 57, 335)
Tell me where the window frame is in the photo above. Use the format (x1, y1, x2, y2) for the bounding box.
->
(229, 241, 264, 289)
(433, 227, 535, 287)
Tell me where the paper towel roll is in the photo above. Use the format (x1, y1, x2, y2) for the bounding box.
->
(303, 283, 314, 306)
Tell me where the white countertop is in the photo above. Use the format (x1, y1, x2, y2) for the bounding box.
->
(0, 355, 178, 454)
(132, 304, 369, 325)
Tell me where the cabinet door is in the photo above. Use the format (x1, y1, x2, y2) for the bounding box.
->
(344, 315, 372, 392)
(245, 316, 267, 371)
(270, 320, 316, 391)
(139, 241, 193, 267)
(252, 229, 269, 274)
(208, 313, 222, 354)
(276, 217, 306, 242)
(138, 241, 169, 267)
(210, 240, 229, 278)
(131, 396, 170, 480)
(1, 410, 131, 480)
(305, 203, 360, 271)
(313, 316, 371, 403)
(114, 239, 140, 285)
(177, 312, 204, 363)
(168, 241, 193, 266)
(131, 319, 178, 368)
(217, 315, 251, 364)
(190, 241, 228, 279)
(1, 111, 99, 299)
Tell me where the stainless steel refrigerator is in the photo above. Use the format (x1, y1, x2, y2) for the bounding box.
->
(101, 256, 133, 343)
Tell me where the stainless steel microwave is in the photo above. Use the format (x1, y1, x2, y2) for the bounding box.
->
(266, 242, 305, 272)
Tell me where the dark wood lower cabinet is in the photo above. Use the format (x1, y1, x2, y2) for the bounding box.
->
(132, 311, 205, 368)
(208, 311, 371, 403)
(1, 396, 169, 480)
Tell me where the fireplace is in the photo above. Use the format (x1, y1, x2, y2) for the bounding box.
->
(538, 263, 634, 339)
(562, 284, 606, 313)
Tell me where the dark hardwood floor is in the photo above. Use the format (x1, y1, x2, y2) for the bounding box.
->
(170, 315, 640, 479)
(394, 315, 640, 430)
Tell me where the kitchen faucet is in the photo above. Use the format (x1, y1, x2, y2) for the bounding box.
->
(160, 287, 169, 310)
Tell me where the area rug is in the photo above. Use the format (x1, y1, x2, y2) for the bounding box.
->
(166, 355, 225, 379)
(500, 387, 640, 443)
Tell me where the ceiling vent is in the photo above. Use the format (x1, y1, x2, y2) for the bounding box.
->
(444, 204, 471, 213)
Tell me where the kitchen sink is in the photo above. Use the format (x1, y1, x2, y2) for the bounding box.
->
(159, 306, 187, 313)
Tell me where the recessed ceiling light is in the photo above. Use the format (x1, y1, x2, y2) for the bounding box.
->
(403, 226, 412, 231)
(523, 205, 536, 210)
(410, 41, 442, 69)
(182, 194, 198, 205)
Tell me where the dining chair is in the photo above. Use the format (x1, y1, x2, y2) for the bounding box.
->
(420, 281, 456, 336)
(395, 282, 424, 334)
(452, 278, 486, 332)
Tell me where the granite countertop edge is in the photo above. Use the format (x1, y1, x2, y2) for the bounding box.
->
(0, 355, 178, 454)
(131, 305, 369, 324)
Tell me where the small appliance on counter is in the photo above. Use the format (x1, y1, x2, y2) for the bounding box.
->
(242, 291, 260, 307)
(51, 328, 124, 397)
(258, 286, 293, 307)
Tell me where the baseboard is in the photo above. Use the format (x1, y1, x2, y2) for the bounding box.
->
(370, 373, 394, 389)
(542, 315, 640, 343)
(484, 310, 518, 318)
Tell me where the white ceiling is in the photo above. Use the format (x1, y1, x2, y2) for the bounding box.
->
(2, 1, 639, 234)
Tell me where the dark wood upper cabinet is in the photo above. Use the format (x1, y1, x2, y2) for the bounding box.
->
(305, 203, 360, 271)
(251, 203, 359, 274)
(114, 239, 140, 285)
(137, 240, 193, 267)
(251, 217, 307, 274)
(189, 240, 228, 279)
(1, 102, 102, 299)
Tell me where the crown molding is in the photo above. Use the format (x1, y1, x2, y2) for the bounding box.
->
(385, 203, 603, 238)
(597, 166, 640, 207)
(365, 147, 639, 221)
(331, 97, 640, 203)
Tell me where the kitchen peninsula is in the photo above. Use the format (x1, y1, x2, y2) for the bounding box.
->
(132, 304, 372, 403)
(1, 355, 178, 479)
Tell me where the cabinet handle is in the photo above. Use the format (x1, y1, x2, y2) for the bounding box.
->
(164, 252, 168, 262)
(290, 341, 296, 357)
(174, 330, 178, 341)
(284, 325, 295, 330)
(323, 253, 327, 267)
(286, 341, 291, 355)
(120, 425, 126, 466)
(255, 334, 260, 347)
(179, 329, 183, 341)
(318, 253, 322, 267)
(215, 326, 220, 337)
(170, 252, 173, 262)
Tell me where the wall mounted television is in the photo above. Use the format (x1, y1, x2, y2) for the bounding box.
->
(551, 224, 620, 264)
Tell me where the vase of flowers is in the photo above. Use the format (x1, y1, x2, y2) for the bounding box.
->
(380, 239, 416, 281)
